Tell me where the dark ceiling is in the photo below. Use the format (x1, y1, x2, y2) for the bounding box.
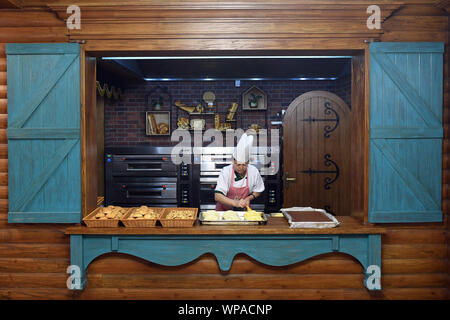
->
(97, 56, 351, 86)
(137, 58, 350, 79)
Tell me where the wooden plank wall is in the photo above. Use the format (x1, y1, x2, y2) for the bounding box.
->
(446, 8, 450, 299)
(0, 2, 448, 299)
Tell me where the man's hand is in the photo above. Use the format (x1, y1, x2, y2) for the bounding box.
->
(233, 199, 243, 208)
(239, 197, 251, 208)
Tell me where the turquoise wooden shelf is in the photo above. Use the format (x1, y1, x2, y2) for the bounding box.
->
(66, 216, 385, 291)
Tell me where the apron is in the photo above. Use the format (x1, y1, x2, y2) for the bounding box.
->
(216, 169, 250, 211)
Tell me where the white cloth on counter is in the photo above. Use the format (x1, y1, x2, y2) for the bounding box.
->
(215, 164, 265, 195)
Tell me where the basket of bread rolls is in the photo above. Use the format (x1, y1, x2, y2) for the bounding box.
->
(121, 206, 165, 227)
(83, 206, 130, 227)
(159, 207, 198, 227)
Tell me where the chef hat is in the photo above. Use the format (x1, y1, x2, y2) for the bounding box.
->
(233, 133, 254, 164)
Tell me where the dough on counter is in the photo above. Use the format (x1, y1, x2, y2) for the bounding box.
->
(203, 210, 220, 221)
(222, 210, 240, 221)
(244, 210, 263, 221)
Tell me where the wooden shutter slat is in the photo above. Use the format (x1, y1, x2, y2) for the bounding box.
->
(370, 128, 443, 139)
(7, 212, 82, 223)
(370, 42, 444, 54)
(11, 138, 78, 212)
(372, 139, 439, 210)
(5, 43, 80, 55)
(7, 128, 80, 139)
(371, 52, 440, 128)
(8, 53, 78, 129)
(368, 211, 442, 223)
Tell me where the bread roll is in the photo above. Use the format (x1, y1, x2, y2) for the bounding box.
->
(148, 114, 158, 134)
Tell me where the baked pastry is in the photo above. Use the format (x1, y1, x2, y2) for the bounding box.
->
(130, 206, 160, 219)
(158, 123, 169, 134)
(175, 101, 195, 113)
(226, 103, 238, 121)
(148, 114, 158, 134)
(177, 117, 189, 129)
(94, 206, 127, 219)
(248, 124, 261, 133)
(166, 209, 195, 219)
(214, 114, 220, 129)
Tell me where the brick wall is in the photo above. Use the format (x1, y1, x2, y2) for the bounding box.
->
(104, 79, 351, 146)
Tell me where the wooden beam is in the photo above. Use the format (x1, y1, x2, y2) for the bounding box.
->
(0, 0, 23, 9)
(81, 38, 374, 52)
(80, 49, 98, 218)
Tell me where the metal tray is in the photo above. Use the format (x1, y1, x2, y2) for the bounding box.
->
(280, 207, 340, 229)
(198, 211, 268, 225)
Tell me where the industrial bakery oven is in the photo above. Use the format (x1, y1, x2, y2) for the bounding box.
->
(195, 146, 282, 213)
(104, 146, 193, 207)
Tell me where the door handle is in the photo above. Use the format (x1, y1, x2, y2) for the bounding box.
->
(285, 172, 296, 189)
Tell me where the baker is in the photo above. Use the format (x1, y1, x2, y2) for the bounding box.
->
(214, 133, 265, 210)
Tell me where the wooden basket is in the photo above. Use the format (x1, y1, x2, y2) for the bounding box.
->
(83, 206, 130, 228)
(159, 207, 198, 228)
(121, 207, 165, 228)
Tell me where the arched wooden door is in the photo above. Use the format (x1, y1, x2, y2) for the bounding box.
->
(283, 91, 351, 215)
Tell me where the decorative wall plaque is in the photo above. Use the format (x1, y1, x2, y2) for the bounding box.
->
(242, 86, 267, 110)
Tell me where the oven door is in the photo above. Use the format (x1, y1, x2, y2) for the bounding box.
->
(111, 178, 177, 205)
(199, 177, 218, 210)
(200, 153, 232, 175)
(112, 155, 177, 176)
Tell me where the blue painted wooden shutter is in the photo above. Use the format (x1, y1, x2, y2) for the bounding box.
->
(369, 42, 443, 223)
(6, 43, 81, 223)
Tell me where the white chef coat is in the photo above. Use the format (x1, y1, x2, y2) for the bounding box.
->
(215, 164, 265, 196)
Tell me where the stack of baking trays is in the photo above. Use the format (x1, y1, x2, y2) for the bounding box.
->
(280, 207, 340, 228)
(198, 209, 268, 225)
(83, 206, 198, 228)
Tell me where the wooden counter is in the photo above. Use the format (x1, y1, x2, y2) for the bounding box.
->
(65, 216, 384, 292)
(65, 216, 386, 235)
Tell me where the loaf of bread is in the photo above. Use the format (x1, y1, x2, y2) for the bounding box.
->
(158, 122, 169, 134)
(148, 114, 158, 134)
(94, 206, 127, 220)
(214, 114, 220, 129)
(175, 101, 195, 113)
(177, 117, 189, 129)
(130, 206, 160, 219)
